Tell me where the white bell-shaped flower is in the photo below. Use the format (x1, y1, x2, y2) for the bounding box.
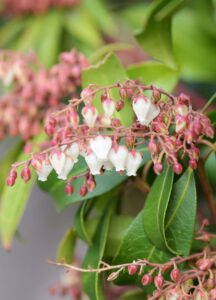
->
(101, 115, 111, 126)
(108, 145, 128, 171)
(58, 157, 74, 180)
(33, 160, 53, 182)
(126, 150, 142, 176)
(132, 96, 160, 126)
(65, 142, 79, 162)
(85, 151, 103, 175)
(102, 99, 116, 117)
(103, 160, 113, 171)
(81, 104, 98, 127)
(89, 135, 112, 161)
(49, 150, 66, 175)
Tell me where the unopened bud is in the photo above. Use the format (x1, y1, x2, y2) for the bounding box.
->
(21, 166, 31, 182)
(189, 159, 198, 170)
(6, 175, 16, 186)
(79, 185, 88, 197)
(119, 87, 127, 99)
(154, 274, 164, 290)
(173, 163, 183, 175)
(116, 100, 124, 112)
(141, 274, 152, 286)
(86, 176, 96, 192)
(128, 264, 138, 275)
(196, 258, 212, 271)
(107, 271, 119, 281)
(153, 88, 161, 101)
(64, 182, 74, 196)
(153, 162, 163, 175)
(170, 268, 180, 282)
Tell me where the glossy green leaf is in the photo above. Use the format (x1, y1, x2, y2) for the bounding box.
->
(39, 145, 149, 210)
(113, 212, 172, 285)
(165, 168, 196, 256)
(127, 61, 179, 92)
(82, 53, 134, 127)
(173, 8, 216, 82)
(56, 228, 77, 264)
(0, 18, 25, 48)
(143, 165, 174, 252)
(119, 290, 146, 300)
(82, 199, 116, 300)
(0, 150, 36, 250)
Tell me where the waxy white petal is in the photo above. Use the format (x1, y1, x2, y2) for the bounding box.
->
(58, 157, 74, 180)
(36, 161, 53, 182)
(126, 151, 142, 176)
(108, 146, 128, 171)
(49, 151, 66, 175)
(82, 104, 98, 127)
(85, 152, 103, 175)
(89, 136, 112, 161)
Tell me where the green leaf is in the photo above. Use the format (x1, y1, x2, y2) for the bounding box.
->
(119, 290, 147, 300)
(0, 18, 25, 48)
(165, 168, 196, 256)
(39, 146, 150, 210)
(127, 61, 179, 92)
(0, 150, 36, 250)
(143, 164, 174, 252)
(63, 8, 103, 50)
(113, 212, 172, 285)
(56, 228, 77, 264)
(82, 53, 134, 127)
(82, 198, 116, 300)
(173, 8, 216, 82)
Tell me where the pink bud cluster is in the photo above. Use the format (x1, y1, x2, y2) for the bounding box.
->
(8, 81, 214, 196)
(3, 0, 79, 15)
(0, 49, 88, 141)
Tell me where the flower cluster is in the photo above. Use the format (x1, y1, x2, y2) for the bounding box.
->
(0, 49, 88, 141)
(7, 80, 214, 196)
(2, 0, 79, 15)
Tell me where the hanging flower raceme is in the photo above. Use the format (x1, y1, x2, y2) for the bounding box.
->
(7, 80, 214, 197)
(2, 0, 80, 15)
(0, 49, 88, 142)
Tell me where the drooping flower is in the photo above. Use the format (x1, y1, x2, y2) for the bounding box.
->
(49, 150, 66, 176)
(108, 145, 128, 171)
(31, 157, 53, 181)
(132, 95, 160, 126)
(126, 150, 142, 176)
(84, 151, 103, 175)
(102, 98, 116, 117)
(89, 136, 112, 161)
(58, 157, 74, 180)
(81, 104, 98, 127)
(65, 142, 79, 163)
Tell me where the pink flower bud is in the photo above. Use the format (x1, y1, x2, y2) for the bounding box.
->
(175, 115, 188, 132)
(107, 271, 119, 281)
(127, 264, 138, 275)
(170, 268, 180, 282)
(9, 168, 17, 179)
(6, 175, 16, 186)
(64, 182, 74, 196)
(210, 289, 216, 300)
(133, 95, 160, 126)
(87, 176, 96, 192)
(44, 122, 55, 136)
(67, 107, 79, 128)
(119, 87, 127, 99)
(173, 163, 183, 175)
(189, 159, 197, 170)
(178, 93, 190, 105)
(111, 118, 121, 127)
(81, 104, 98, 128)
(153, 88, 161, 101)
(81, 86, 94, 103)
(79, 185, 88, 197)
(148, 138, 158, 154)
(196, 258, 212, 271)
(154, 274, 164, 290)
(141, 274, 152, 286)
(153, 162, 163, 175)
(116, 100, 124, 112)
(21, 166, 31, 182)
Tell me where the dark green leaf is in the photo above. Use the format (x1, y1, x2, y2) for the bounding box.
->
(119, 290, 147, 300)
(113, 212, 172, 285)
(143, 165, 174, 252)
(82, 199, 116, 300)
(56, 228, 77, 264)
(165, 168, 197, 256)
(127, 61, 179, 92)
(83, 53, 134, 127)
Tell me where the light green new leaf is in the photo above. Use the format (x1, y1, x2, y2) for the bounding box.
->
(0, 150, 36, 250)
(127, 61, 179, 92)
(82, 53, 134, 127)
(56, 228, 77, 264)
(143, 164, 174, 252)
(165, 168, 196, 256)
(82, 200, 116, 300)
